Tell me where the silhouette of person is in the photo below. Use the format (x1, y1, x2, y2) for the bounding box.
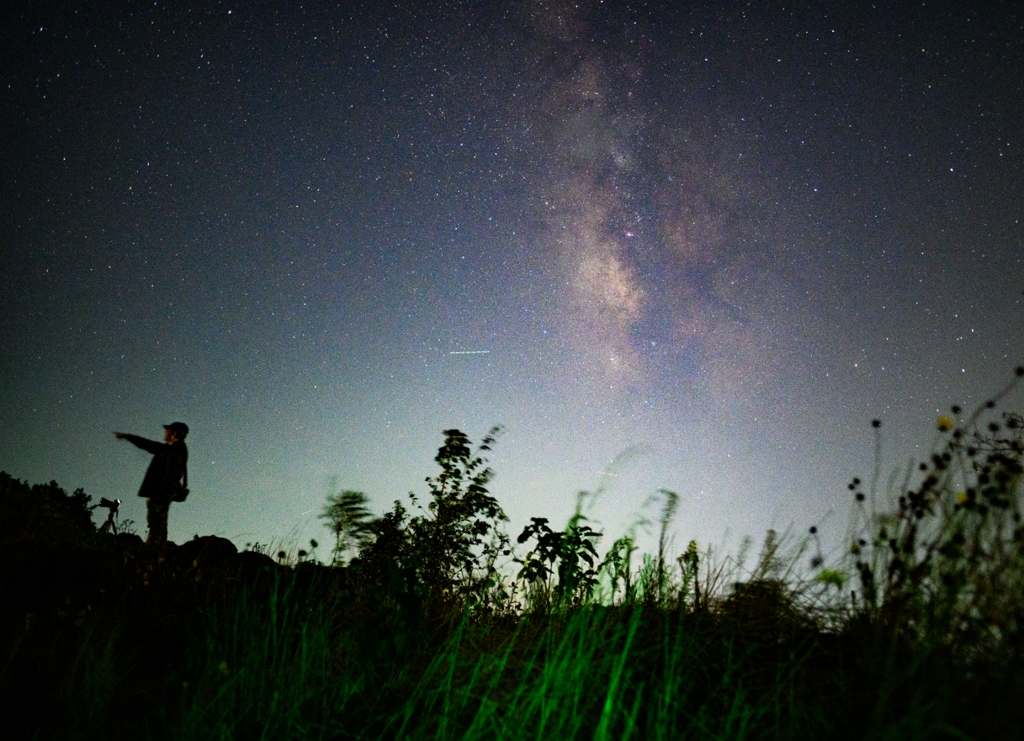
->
(114, 422, 189, 547)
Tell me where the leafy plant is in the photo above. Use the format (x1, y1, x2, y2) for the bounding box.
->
(319, 487, 373, 565)
(849, 367, 1024, 661)
(653, 489, 680, 606)
(0, 472, 96, 552)
(516, 516, 602, 611)
(601, 533, 638, 604)
(349, 428, 512, 621)
(677, 539, 701, 610)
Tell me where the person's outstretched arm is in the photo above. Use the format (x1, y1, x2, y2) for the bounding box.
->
(114, 432, 164, 454)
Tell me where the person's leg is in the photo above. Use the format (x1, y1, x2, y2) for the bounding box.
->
(146, 497, 169, 546)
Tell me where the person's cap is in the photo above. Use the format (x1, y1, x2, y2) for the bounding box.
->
(164, 421, 189, 438)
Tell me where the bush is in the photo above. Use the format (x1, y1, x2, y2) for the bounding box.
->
(848, 369, 1024, 664)
(0, 472, 96, 553)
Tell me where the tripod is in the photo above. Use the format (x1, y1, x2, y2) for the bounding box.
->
(98, 497, 121, 536)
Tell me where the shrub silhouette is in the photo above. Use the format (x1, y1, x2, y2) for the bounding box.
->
(516, 516, 602, 612)
(319, 488, 373, 565)
(849, 368, 1024, 663)
(0, 472, 96, 553)
(349, 427, 513, 622)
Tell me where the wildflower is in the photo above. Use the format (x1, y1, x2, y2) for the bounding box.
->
(817, 570, 845, 588)
(937, 416, 953, 432)
(957, 492, 968, 504)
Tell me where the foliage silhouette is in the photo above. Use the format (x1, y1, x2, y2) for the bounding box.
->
(847, 370, 1024, 663)
(319, 487, 373, 565)
(516, 516, 602, 611)
(349, 427, 513, 623)
(0, 472, 96, 553)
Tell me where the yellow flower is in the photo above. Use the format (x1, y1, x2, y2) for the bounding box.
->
(937, 416, 953, 432)
(957, 492, 968, 504)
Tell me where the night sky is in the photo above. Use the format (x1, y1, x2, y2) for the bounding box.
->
(3, 1, 1022, 563)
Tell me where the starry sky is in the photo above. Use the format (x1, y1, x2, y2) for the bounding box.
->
(3, 0, 1023, 564)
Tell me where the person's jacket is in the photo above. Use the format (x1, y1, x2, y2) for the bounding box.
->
(122, 434, 188, 500)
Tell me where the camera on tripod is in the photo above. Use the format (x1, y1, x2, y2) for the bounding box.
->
(98, 497, 121, 535)
(99, 497, 121, 513)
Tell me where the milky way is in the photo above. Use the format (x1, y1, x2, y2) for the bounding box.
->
(2, 1, 1022, 561)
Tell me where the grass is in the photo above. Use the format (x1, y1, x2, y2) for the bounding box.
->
(1, 553, 1021, 740)
(3, 370, 1024, 739)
